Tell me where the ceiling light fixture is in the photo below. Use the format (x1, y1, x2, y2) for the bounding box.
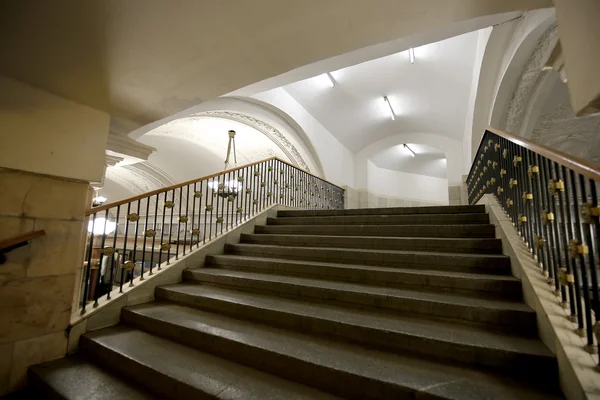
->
(325, 72, 335, 88)
(383, 96, 395, 120)
(403, 144, 416, 157)
(409, 48, 415, 64)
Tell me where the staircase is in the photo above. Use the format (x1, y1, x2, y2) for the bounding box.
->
(29, 205, 562, 399)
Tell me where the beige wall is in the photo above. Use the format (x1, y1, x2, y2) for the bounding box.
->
(0, 75, 110, 182)
(0, 170, 91, 394)
(0, 76, 105, 394)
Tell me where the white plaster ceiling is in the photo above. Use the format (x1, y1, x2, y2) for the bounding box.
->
(0, 1, 550, 131)
(369, 143, 447, 178)
(138, 117, 291, 182)
(283, 30, 481, 153)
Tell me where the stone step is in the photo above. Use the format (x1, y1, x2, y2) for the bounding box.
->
(144, 289, 554, 381)
(120, 301, 559, 399)
(225, 243, 512, 275)
(278, 205, 486, 217)
(204, 254, 523, 299)
(179, 269, 536, 332)
(80, 326, 340, 400)
(267, 213, 489, 226)
(28, 355, 158, 400)
(241, 233, 503, 254)
(255, 223, 497, 238)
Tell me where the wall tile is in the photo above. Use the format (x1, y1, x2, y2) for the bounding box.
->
(0, 343, 13, 396)
(27, 219, 87, 278)
(0, 170, 89, 220)
(0, 274, 74, 344)
(9, 331, 67, 390)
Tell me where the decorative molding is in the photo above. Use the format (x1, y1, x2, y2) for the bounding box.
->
(105, 154, 124, 167)
(194, 111, 311, 172)
(106, 132, 156, 162)
(504, 23, 559, 135)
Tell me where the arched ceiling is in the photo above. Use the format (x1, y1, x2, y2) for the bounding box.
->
(0, 0, 551, 131)
(370, 144, 446, 179)
(283, 30, 482, 153)
(138, 117, 292, 182)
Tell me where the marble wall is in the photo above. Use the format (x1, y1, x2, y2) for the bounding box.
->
(0, 169, 90, 394)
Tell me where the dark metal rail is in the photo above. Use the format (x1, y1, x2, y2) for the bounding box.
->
(79, 157, 344, 314)
(468, 127, 600, 363)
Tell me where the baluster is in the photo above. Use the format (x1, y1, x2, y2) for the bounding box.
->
(93, 210, 110, 307)
(150, 194, 159, 275)
(545, 157, 561, 295)
(579, 175, 600, 355)
(569, 169, 594, 345)
(81, 214, 96, 314)
(141, 197, 150, 280)
(167, 189, 175, 264)
(107, 205, 121, 300)
(556, 165, 575, 312)
(191, 183, 198, 252)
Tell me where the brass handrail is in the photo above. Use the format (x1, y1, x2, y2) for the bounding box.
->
(87, 157, 343, 216)
(472, 127, 600, 182)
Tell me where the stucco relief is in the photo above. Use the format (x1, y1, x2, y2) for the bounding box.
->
(504, 23, 558, 135)
(195, 111, 311, 172)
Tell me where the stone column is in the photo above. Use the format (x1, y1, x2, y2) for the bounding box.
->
(0, 75, 109, 394)
(554, 0, 600, 115)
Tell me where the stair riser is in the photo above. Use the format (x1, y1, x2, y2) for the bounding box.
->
(278, 205, 486, 217)
(79, 336, 206, 400)
(255, 224, 496, 238)
(241, 235, 503, 255)
(226, 244, 511, 275)
(203, 257, 523, 299)
(121, 308, 417, 400)
(183, 274, 536, 332)
(268, 214, 490, 226)
(146, 292, 552, 379)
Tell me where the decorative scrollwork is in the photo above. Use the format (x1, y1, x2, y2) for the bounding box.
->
(582, 202, 600, 223)
(541, 210, 554, 225)
(568, 239, 588, 258)
(535, 235, 546, 249)
(194, 191, 202, 199)
(205, 205, 213, 212)
(528, 165, 539, 177)
(102, 247, 115, 256)
(216, 216, 223, 223)
(191, 228, 200, 236)
(236, 207, 243, 213)
(127, 213, 140, 222)
(164, 201, 175, 208)
(178, 216, 188, 223)
(160, 243, 171, 251)
(144, 229, 156, 237)
(123, 261, 135, 271)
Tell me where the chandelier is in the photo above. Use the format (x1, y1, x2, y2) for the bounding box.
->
(207, 130, 242, 198)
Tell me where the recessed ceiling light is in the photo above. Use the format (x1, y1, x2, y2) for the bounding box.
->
(383, 96, 395, 121)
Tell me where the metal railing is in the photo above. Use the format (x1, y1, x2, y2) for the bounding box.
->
(80, 157, 344, 314)
(468, 127, 600, 362)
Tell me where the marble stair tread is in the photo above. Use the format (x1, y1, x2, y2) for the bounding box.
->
(81, 326, 341, 400)
(184, 269, 532, 313)
(204, 254, 522, 296)
(152, 285, 551, 359)
(122, 302, 559, 400)
(241, 233, 503, 254)
(267, 213, 490, 225)
(28, 355, 159, 400)
(277, 204, 486, 217)
(226, 243, 511, 273)
(255, 223, 497, 238)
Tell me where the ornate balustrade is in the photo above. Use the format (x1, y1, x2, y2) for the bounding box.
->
(468, 127, 600, 362)
(80, 157, 344, 314)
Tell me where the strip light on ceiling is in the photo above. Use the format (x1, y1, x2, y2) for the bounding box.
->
(325, 72, 335, 88)
(403, 144, 416, 157)
(383, 96, 395, 120)
(409, 48, 415, 64)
